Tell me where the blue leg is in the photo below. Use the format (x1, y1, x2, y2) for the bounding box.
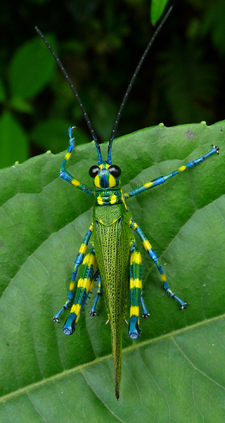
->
(124, 145, 219, 199)
(59, 127, 94, 195)
(140, 296, 150, 318)
(90, 271, 102, 316)
(53, 224, 93, 323)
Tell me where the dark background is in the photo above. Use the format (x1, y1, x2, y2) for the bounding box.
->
(0, 0, 225, 167)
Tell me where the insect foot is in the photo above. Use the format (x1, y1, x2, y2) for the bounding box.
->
(128, 316, 141, 339)
(90, 311, 98, 316)
(62, 313, 76, 335)
(212, 145, 219, 154)
(141, 312, 150, 319)
(180, 302, 187, 310)
(52, 316, 60, 323)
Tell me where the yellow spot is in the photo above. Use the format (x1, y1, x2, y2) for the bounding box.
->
(144, 181, 153, 189)
(65, 152, 71, 161)
(159, 122, 164, 127)
(178, 165, 186, 172)
(121, 191, 128, 209)
(110, 194, 117, 204)
(71, 179, 80, 187)
(130, 278, 142, 289)
(79, 243, 87, 255)
(201, 121, 206, 125)
(143, 239, 152, 250)
(83, 254, 90, 264)
(130, 251, 142, 265)
(130, 306, 139, 317)
(109, 174, 116, 187)
(160, 274, 167, 282)
(78, 277, 89, 288)
(71, 303, 81, 317)
(97, 195, 104, 205)
(69, 282, 75, 291)
(88, 254, 96, 266)
(94, 175, 101, 188)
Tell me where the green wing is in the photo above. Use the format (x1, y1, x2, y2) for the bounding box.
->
(93, 206, 130, 399)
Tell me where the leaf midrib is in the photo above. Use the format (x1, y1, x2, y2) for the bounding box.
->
(1, 312, 224, 403)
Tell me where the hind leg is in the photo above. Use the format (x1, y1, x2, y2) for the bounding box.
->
(53, 224, 93, 323)
(129, 241, 150, 339)
(63, 247, 97, 335)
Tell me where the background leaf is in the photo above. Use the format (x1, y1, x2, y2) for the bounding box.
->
(150, 0, 169, 24)
(0, 121, 224, 421)
(31, 119, 90, 152)
(0, 111, 29, 168)
(1, 1, 225, 169)
(9, 35, 56, 99)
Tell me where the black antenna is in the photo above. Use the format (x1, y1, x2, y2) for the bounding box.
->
(107, 6, 173, 164)
(35, 26, 103, 163)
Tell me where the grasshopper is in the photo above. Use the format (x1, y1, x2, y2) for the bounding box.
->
(36, 8, 219, 399)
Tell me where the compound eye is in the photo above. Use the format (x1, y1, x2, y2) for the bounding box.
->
(89, 165, 100, 178)
(108, 165, 121, 178)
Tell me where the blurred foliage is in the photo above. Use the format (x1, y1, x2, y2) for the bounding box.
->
(0, 0, 225, 168)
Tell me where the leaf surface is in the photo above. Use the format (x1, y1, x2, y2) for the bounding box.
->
(0, 121, 224, 421)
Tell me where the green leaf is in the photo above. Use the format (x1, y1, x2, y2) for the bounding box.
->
(202, 0, 225, 55)
(150, 0, 169, 24)
(8, 34, 56, 99)
(0, 76, 6, 103)
(0, 121, 224, 420)
(9, 97, 33, 114)
(0, 111, 29, 168)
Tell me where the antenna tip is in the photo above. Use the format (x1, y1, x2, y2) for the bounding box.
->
(35, 26, 41, 36)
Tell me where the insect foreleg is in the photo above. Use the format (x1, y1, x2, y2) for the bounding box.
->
(90, 271, 102, 316)
(60, 127, 94, 195)
(53, 224, 93, 323)
(129, 218, 187, 309)
(124, 145, 219, 199)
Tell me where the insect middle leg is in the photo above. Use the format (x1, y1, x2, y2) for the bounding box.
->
(129, 241, 150, 339)
(53, 224, 93, 323)
(129, 218, 187, 309)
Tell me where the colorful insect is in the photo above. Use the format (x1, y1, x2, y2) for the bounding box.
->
(36, 8, 219, 399)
